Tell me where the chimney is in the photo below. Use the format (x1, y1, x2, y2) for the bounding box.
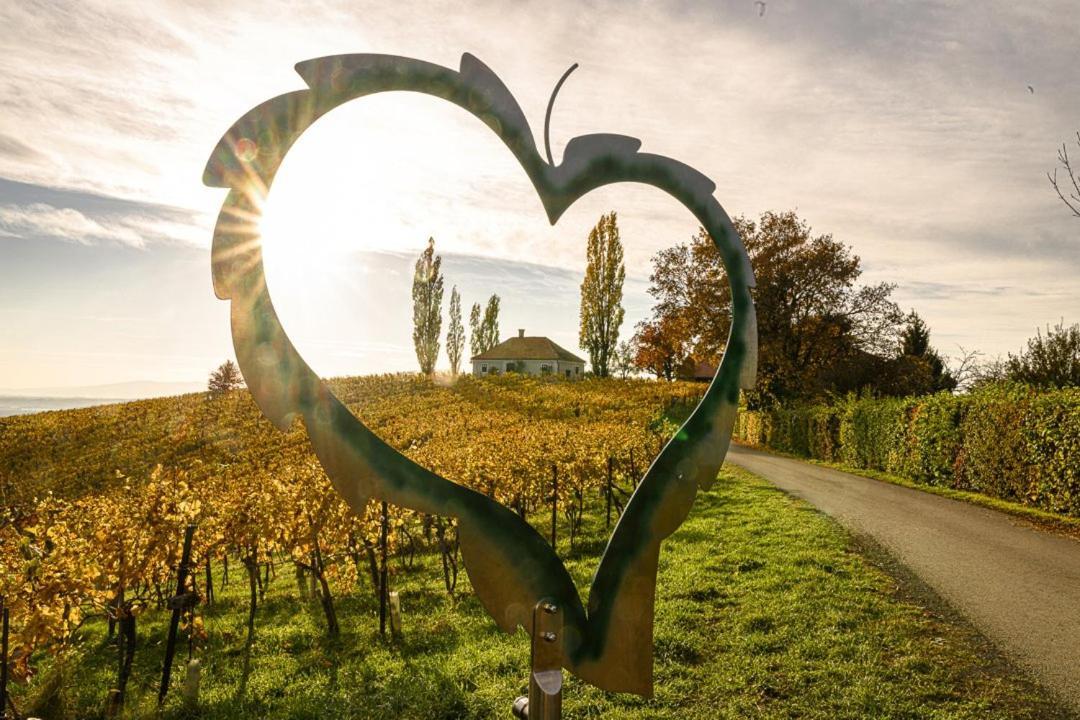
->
(518, 328, 525, 338)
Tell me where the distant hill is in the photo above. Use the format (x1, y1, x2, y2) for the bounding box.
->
(0, 380, 205, 400)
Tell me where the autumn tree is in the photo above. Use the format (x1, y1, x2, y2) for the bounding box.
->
(1004, 320, 1080, 388)
(446, 286, 465, 376)
(469, 302, 483, 358)
(892, 311, 956, 394)
(480, 294, 501, 353)
(412, 237, 444, 375)
(579, 211, 625, 377)
(632, 315, 692, 380)
(207, 359, 243, 394)
(638, 210, 904, 405)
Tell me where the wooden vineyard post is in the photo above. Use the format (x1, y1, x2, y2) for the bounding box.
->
(550, 464, 558, 552)
(379, 500, 389, 637)
(389, 590, 403, 639)
(183, 657, 201, 709)
(159, 523, 196, 706)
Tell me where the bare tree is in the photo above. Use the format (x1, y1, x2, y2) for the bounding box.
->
(1048, 132, 1080, 218)
(945, 345, 983, 392)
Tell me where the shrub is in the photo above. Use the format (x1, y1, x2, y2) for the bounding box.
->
(1024, 388, 1080, 516)
(904, 392, 964, 486)
(807, 404, 842, 462)
(956, 383, 1034, 501)
(736, 382, 1080, 518)
(838, 394, 911, 473)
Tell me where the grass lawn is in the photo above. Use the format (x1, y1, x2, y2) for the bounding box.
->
(16, 466, 1068, 719)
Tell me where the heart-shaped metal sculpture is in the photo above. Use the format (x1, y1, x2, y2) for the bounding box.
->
(203, 53, 756, 697)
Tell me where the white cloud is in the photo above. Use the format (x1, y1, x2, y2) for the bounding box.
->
(0, 0, 1079, 373)
(0, 203, 143, 247)
(0, 201, 212, 248)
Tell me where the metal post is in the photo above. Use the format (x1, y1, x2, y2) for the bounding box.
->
(512, 599, 563, 720)
(159, 522, 196, 706)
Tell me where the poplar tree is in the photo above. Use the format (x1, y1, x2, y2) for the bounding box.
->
(579, 211, 625, 377)
(412, 237, 443, 375)
(481, 294, 501, 352)
(447, 286, 465, 376)
(469, 302, 483, 358)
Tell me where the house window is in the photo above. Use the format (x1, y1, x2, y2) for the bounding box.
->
(481, 364, 487, 373)
(575, 367, 580, 374)
(565, 369, 571, 378)
(540, 364, 552, 374)
(506, 362, 515, 372)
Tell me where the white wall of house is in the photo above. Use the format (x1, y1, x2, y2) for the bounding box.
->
(471, 358, 585, 379)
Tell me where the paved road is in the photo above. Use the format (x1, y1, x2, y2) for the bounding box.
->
(727, 443, 1080, 710)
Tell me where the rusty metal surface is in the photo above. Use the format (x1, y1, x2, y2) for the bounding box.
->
(525, 599, 563, 719)
(203, 52, 756, 697)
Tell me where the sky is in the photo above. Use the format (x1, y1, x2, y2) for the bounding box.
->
(1, 0, 1078, 392)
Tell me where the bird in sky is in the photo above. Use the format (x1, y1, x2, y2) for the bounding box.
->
(755, 1, 767, 17)
(1027, 85, 1035, 94)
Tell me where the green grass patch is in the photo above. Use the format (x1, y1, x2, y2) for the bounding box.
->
(15, 466, 1067, 719)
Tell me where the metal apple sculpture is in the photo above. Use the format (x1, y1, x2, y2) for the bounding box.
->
(203, 53, 756, 701)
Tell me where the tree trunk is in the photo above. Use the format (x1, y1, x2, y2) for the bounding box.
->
(243, 556, 258, 648)
(111, 610, 136, 713)
(204, 557, 214, 606)
(159, 523, 195, 706)
(435, 517, 458, 597)
(294, 561, 310, 600)
(311, 538, 340, 637)
(363, 539, 380, 602)
(255, 558, 265, 601)
(379, 501, 389, 636)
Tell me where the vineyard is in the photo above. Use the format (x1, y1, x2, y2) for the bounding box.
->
(0, 374, 706, 717)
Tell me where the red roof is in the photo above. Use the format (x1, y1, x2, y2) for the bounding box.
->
(692, 360, 716, 379)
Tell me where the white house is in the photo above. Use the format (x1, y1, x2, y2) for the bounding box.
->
(471, 329, 587, 379)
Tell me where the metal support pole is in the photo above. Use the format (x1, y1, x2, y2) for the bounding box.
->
(159, 522, 196, 706)
(512, 599, 563, 720)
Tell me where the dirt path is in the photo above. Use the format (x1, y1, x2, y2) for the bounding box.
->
(727, 443, 1080, 710)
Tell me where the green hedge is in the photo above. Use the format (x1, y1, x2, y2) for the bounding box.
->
(734, 383, 1080, 518)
